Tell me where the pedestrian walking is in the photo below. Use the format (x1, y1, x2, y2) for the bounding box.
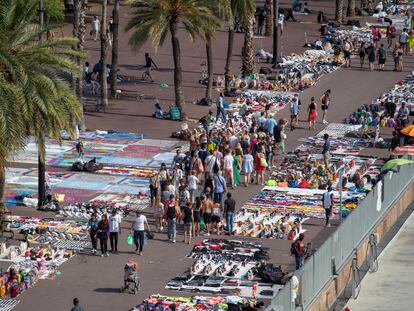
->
(182, 202, 194, 244)
(109, 209, 122, 253)
(308, 97, 317, 130)
(187, 171, 198, 203)
(149, 172, 159, 206)
(322, 133, 331, 170)
(75, 139, 84, 161)
(130, 210, 150, 255)
(193, 196, 202, 236)
(291, 233, 306, 270)
(165, 194, 181, 243)
(242, 150, 254, 186)
(96, 214, 109, 257)
(343, 40, 352, 67)
(154, 197, 164, 232)
(87, 213, 98, 254)
(213, 171, 227, 207)
(320, 90, 331, 124)
(368, 44, 376, 71)
(144, 53, 158, 82)
(215, 91, 226, 123)
(91, 15, 100, 41)
(377, 44, 387, 71)
(223, 192, 236, 235)
(71, 298, 85, 311)
(201, 194, 213, 235)
(359, 43, 366, 68)
(399, 28, 409, 55)
(223, 150, 235, 188)
(290, 95, 300, 131)
(386, 21, 396, 48)
(322, 186, 334, 227)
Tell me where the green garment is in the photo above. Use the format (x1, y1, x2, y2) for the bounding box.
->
(233, 155, 241, 186)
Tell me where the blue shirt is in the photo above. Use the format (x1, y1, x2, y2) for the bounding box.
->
(265, 118, 277, 134)
(213, 175, 226, 193)
(323, 139, 331, 153)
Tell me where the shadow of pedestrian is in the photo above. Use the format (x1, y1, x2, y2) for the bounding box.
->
(94, 288, 121, 293)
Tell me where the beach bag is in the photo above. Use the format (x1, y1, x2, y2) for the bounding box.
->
(127, 234, 133, 246)
(290, 242, 297, 256)
(53, 194, 65, 203)
(260, 157, 268, 167)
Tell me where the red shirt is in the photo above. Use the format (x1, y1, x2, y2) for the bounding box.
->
(294, 239, 306, 256)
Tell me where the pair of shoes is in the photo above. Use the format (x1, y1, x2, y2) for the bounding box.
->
(92, 249, 96, 254)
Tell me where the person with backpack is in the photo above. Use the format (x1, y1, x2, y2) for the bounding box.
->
(377, 44, 387, 71)
(165, 194, 181, 243)
(291, 233, 306, 270)
(322, 186, 334, 227)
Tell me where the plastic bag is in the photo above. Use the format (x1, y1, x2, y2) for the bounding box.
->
(127, 234, 133, 246)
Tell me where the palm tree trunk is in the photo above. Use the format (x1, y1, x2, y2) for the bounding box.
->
(169, 22, 186, 119)
(73, 0, 87, 130)
(110, 0, 120, 98)
(0, 165, 5, 205)
(242, 15, 255, 76)
(347, 0, 355, 17)
(264, 0, 273, 36)
(100, 0, 109, 107)
(205, 34, 213, 101)
(336, 0, 344, 23)
(361, 0, 367, 10)
(37, 138, 46, 208)
(224, 23, 234, 93)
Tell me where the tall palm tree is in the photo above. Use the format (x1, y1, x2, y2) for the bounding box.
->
(126, 0, 219, 119)
(100, 0, 109, 107)
(264, 0, 272, 36)
(241, 14, 255, 76)
(224, 0, 255, 92)
(0, 0, 84, 204)
(336, 0, 344, 23)
(203, 1, 229, 101)
(73, 0, 87, 130)
(110, 0, 120, 98)
(347, 0, 355, 17)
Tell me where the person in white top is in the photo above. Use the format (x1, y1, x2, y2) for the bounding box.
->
(228, 133, 238, 150)
(322, 187, 333, 227)
(91, 15, 100, 42)
(223, 149, 234, 188)
(109, 209, 122, 253)
(187, 171, 199, 203)
(130, 210, 150, 255)
(204, 151, 218, 174)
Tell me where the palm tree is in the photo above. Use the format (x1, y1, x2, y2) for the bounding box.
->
(110, 0, 120, 98)
(336, 0, 344, 23)
(347, 0, 355, 17)
(100, 0, 109, 107)
(126, 0, 219, 119)
(224, 0, 255, 92)
(203, 1, 229, 101)
(73, 0, 87, 130)
(0, 0, 83, 204)
(241, 13, 255, 76)
(264, 0, 272, 36)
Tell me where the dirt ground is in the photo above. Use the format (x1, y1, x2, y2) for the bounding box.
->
(8, 0, 414, 310)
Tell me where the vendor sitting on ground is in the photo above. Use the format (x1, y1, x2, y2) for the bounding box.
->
(153, 102, 170, 119)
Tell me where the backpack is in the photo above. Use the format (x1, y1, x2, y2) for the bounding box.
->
(166, 204, 176, 219)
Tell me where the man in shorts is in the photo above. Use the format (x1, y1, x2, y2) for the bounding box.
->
(322, 187, 334, 227)
(320, 89, 331, 124)
(343, 40, 352, 67)
(290, 95, 300, 131)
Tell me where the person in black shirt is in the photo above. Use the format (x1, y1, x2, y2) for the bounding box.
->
(144, 53, 158, 82)
(223, 192, 236, 235)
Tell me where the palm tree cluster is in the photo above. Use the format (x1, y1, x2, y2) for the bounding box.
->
(0, 0, 84, 204)
(125, 0, 255, 118)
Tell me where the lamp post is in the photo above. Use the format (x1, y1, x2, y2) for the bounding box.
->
(272, 0, 280, 64)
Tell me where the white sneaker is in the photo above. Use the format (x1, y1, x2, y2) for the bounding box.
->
(105, 252, 109, 257)
(172, 240, 176, 244)
(92, 249, 96, 254)
(323, 120, 328, 124)
(101, 254, 104, 257)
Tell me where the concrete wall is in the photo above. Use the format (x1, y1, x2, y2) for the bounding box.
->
(307, 182, 414, 311)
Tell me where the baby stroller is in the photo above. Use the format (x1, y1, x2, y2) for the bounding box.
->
(121, 260, 140, 294)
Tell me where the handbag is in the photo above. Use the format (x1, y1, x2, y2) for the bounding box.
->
(260, 156, 268, 167)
